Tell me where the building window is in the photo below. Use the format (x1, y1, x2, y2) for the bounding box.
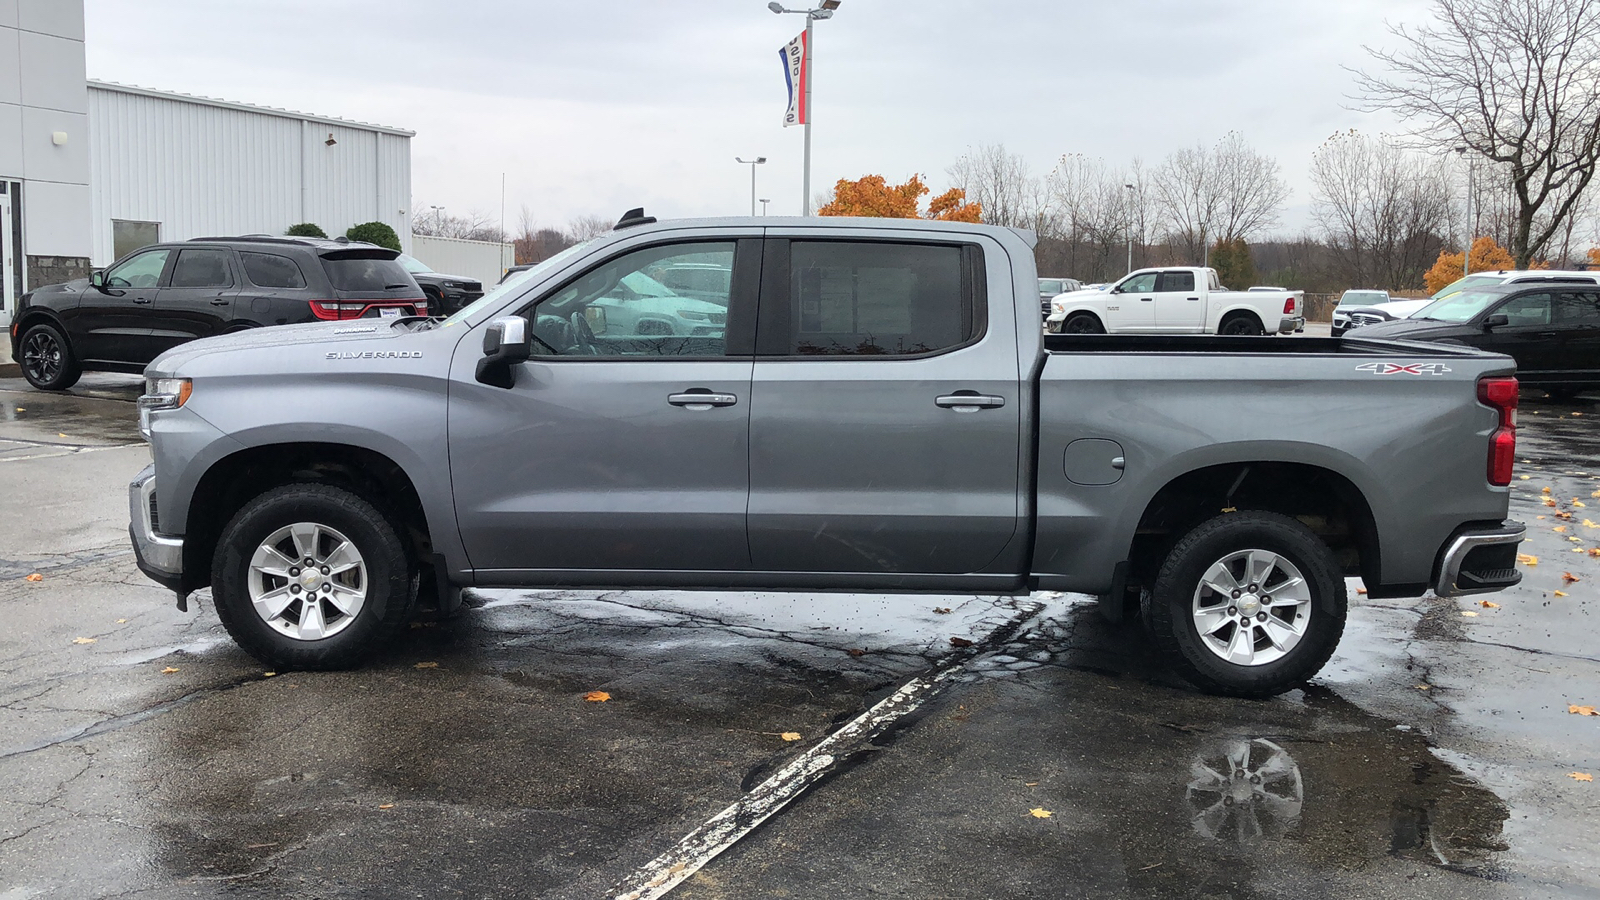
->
(112, 220, 161, 262)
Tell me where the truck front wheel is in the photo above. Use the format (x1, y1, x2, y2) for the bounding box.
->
(1144, 511, 1345, 698)
(211, 484, 417, 670)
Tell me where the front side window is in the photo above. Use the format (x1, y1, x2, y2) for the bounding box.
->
(1158, 271, 1195, 292)
(105, 248, 170, 288)
(523, 241, 736, 358)
(786, 241, 973, 356)
(241, 252, 307, 289)
(1119, 273, 1157, 294)
(1496, 292, 1552, 327)
(169, 249, 233, 288)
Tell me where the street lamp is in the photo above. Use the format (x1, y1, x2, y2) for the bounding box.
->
(769, 0, 842, 216)
(1124, 183, 1135, 274)
(759, 198, 770, 216)
(429, 205, 445, 233)
(1456, 146, 1474, 275)
(736, 157, 767, 216)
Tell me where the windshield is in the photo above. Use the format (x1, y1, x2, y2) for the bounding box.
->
(1429, 273, 1500, 300)
(440, 239, 597, 326)
(1411, 288, 1505, 323)
(397, 253, 433, 274)
(1337, 291, 1388, 307)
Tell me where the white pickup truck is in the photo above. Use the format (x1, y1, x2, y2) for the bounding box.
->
(1045, 267, 1304, 335)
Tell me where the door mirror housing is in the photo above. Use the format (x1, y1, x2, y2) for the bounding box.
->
(476, 316, 531, 389)
(1483, 313, 1510, 329)
(89, 270, 106, 291)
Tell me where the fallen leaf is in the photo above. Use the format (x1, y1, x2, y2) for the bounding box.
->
(1221, 506, 1237, 513)
(72, 636, 97, 644)
(413, 661, 439, 669)
(1480, 600, 1499, 608)
(1585, 519, 1599, 528)
(1460, 610, 1479, 617)
(1570, 772, 1594, 782)
(583, 690, 610, 703)
(1543, 486, 1553, 494)
(1553, 526, 1568, 533)
(1592, 490, 1600, 499)
(949, 636, 975, 648)
(1537, 515, 1548, 520)
(1356, 588, 1368, 595)
(263, 672, 276, 677)
(378, 803, 395, 809)
(1545, 498, 1558, 507)
(25, 573, 43, 582)
(1570, 705, 1598, 716)
(1557, 510, 1574, 519)
(1563, 572, 1581, 585)
(161, 666, 179, 673)
(1518, 553, 1540, 566)
(1576, 500, 1589, 508)
(780, 732, 802, 742)
(1519, 475, 1531, 481)
(1024, 781, 1039, 786)
(1570, 537, 1583, 543)
(57, 432, 67, 437)
(115, 618, 127, 624)
(846, 648, 866, 657)
(1416, 683, 1432, 691)
(1590, 549, 1600, 558)
(1554, 590, 1569, 598)
(932, 607, 952, 615)
(1574, 412, 1586, 417)
(1028, 807, 1053, 819)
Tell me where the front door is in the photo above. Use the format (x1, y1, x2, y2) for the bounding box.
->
(746, 234, 1024, 577)
(449, 235, 759, 578)
(71, 247, 171, 364)
(1102, 271, 1157, 332)
(1153, 269, 1204, 332)
(1464, 291, 1562, 378)
(152, 247, 237, 354)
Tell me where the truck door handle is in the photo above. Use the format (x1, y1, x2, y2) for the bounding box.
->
(1187, 297, 1200, 301)
(210, 296, 230, 305)
(668, 390, 738, 410)
(1140, 297, 1154, 302)
(936, 392, 1005, 411)
(132, 296, 152, 304)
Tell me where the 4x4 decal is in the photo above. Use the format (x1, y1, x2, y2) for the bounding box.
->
(1355, 362, 1452, 376)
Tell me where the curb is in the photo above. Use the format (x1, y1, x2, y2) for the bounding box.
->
(0, 363, 19, 378)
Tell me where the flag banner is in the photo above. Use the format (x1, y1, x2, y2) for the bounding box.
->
(780, 29, 807, 127)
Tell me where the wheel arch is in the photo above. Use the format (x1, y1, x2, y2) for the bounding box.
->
(1215, 306, 1266, 330)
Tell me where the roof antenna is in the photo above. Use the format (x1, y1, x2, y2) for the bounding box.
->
(615, 207, 657, 229)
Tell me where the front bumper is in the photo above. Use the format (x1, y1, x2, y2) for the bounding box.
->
(1434, 521, 1524, 598)
(129, 466, 184, 594)
(1277, 316, 1305, 335)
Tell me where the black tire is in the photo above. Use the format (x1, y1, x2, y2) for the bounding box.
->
(1219, 313, 1265, 336)
(211, 483, 416, 670)
(1062, 312, 1106, 334)
(19, 323, 83, 391)
(1145, 511, 1346, 698)
(1545, 386, 1583, 400)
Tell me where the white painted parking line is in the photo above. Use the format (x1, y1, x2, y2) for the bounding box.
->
(610, 601, 1040, 900)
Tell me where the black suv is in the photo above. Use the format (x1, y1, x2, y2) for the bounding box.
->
(9, 236, 427, 390)
(397, 253, 484, 315)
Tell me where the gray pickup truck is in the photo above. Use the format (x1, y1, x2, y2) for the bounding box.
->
(129, 213, 1525, 697)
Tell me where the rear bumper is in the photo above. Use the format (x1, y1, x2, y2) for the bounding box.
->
(1434, 521, 1524, 598)
(1277, 316, 1305, 334)
(129, 466, 185, 593)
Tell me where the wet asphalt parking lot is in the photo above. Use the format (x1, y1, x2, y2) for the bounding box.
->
(1, 372, 1598, 899)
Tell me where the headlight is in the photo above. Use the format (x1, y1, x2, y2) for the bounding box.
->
(677, 309, 711, 320)
(1052, 299, 1066, 313)
(137, 377, 192, 440)
(443, 280, 466, 289)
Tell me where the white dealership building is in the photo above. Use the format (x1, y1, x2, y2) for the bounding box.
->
(2, 0, 414, 328)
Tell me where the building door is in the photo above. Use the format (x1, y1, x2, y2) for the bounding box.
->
(0, 186, 13, 330)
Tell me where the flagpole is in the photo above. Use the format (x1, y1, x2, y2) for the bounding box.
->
(802, 14, 813, 216)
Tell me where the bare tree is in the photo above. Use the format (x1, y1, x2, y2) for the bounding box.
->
(1047, 154, 1136, 278)
(1151, 143, 1218, 264)
(565, 214, 614, 242)
(411, 208, 505, 242)
(1151, 133, 1288, 265)
(946, 144, 1047, 229)
(1355, 0, 1600, 267)
(1309, 130, 1455, 289)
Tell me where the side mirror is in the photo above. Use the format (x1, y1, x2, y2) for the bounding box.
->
(475, 316, 531, 389)
(1483, 314, 1509, 329)
(89, 270, 106, 291)
(583, 306, 608, 335)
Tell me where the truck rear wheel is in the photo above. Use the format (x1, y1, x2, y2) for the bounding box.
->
(211, 483, 416, 670)
(1144, 511, 1345, 698)
(1219, 313, 1265, 336)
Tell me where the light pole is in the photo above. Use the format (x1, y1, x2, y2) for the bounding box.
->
(759, 198, 770, 216)
(1456, 146, 1474, 275)
(1124, 183, 1135, 274)
(736, 157, 767, 216)
(769, 0, 841, 216)
(429, 205, 445, 233)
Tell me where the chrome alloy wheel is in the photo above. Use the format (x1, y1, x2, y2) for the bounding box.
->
(22, 331, 63, 383)
(1190, 549, 1311, 667)
(247, 522, 367, 641)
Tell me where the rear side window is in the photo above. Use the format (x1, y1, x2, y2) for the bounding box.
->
(1158, 271, 1195, 292)
(169, 249, 233, 288)
(320, 254, 414, 292)
(241, 252, 306, 289)
(1554, 291, 1600, 324)
(782, 241, 977, 356)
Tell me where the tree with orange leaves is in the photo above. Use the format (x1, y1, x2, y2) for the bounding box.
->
(1423, 236, 1517, 292)
(818, 174, 982, 222)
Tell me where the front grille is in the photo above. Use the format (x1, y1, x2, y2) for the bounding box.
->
(1349, 313, 1386, 328)
(148, 490, 160, 532)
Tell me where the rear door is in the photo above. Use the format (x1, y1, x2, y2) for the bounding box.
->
(746, 232, 1025, 579)
(1551, 289, 1600, 384)
(1152, 269, 1203, 332)
(151, 246, 237, 353)
(449, 232, 760, 577)
(71, 247, 170, 363)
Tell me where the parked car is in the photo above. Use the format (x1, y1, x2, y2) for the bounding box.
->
(1350, 282, 1600, 397)
(1344, 271, 1600, 335)
(396, 254, 484, 316)
(1330, 290, 1390, 337)
(130, 212, 1522, 698)
(1045, 267, 1303, 335)
(10, 236, 427, 390)
(1038, 277, 1083, 316)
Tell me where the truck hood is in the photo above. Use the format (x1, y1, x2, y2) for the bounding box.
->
(1346, 318, 1471, 342)
(148, 320, 435, 375)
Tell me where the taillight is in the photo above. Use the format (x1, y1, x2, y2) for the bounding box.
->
(1282, 297, 1296, 315)
(310, 301, 367, 321)
(1477, 376, 1518, 486)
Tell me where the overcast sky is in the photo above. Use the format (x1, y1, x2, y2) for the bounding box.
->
(83, 0, 1438, 236)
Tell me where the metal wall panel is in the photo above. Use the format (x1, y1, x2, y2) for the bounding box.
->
(88, 84, 412, 264)
(411, 234, 515, 286)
